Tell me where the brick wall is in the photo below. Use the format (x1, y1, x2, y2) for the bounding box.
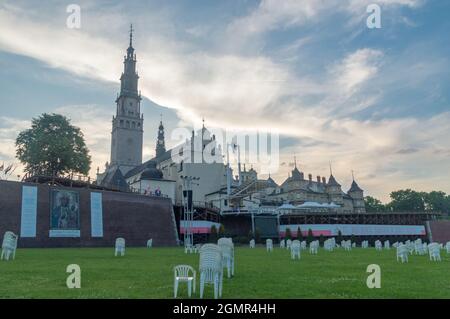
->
(0, 180, 177, 247)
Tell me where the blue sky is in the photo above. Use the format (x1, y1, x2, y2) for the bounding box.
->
(0, 0, 449, 201)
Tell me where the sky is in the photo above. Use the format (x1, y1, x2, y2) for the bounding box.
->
(0, 0, 449, 202)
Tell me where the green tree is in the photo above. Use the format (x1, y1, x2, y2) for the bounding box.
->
(255, 228, 261, 243)
(319, 234, 324, 245)
(364, 196, 386, 212)
(285, 228, 292, 240)
(209, 225, 217, 243)
(337, 230, 343, 243)
(423, 191, 450, 215)
(389, 189, 424, 212)
(297, 226, 303, 240)
(218, 224, 225, 238)
(16, 113, 91, 176)
(307, 229, 314, 244)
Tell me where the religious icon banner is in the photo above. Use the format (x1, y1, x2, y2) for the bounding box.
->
(49, 189, 81, 237)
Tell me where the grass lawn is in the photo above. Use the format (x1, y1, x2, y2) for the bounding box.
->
(0, 246, 449, 299)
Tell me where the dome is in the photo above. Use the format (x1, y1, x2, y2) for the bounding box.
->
(140, 160, 163, 180)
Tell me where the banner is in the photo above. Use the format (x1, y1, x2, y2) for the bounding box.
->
(20, 186, 38, 237)
(49, 189, 80, 237)
(90, 192, 103, 237)
(279, 224, 426, 236)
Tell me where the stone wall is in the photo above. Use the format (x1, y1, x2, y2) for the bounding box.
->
(0, 180, 178, 248)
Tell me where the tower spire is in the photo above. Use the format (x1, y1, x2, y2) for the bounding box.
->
(129, 24, 134, 48)
(294, 154, 297, 168)
(329, 161, 333, 176)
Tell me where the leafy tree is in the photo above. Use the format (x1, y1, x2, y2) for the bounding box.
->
(388, 189, 424, 212)
(285, 228, 292, 240)
(209, 225, 217, 243)
(319, 234, 324, 245)
(423, 191, 450, 215)
(16, 113, 91, 176)
(255, 228, 261, 243)
(307, 229, 314, 244)
(337, 230, 343, 243)
(218, 224, 225, 237)
(297, 226, 303, 240)
(364, 196, 386, 212)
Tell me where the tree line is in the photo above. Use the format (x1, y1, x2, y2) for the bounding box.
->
(365, 189, 450, 215)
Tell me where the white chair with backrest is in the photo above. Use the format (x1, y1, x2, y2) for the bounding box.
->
(147, 239, 153, 248)
(174, 265, 196, 298)
(114, 238, 125, 256)
(249, 239, 255, 248)
(310, 240, 319, 254)
(428, 243, 441, 262)
(291, 240, 301, 259)
(280, 239, 285, 249)
(266, 239, 273, 252)
(446, 242, 450, 254)
(184, 237, 194, 254)
(218, 238, 234, 278)
(384, 240, 390, 250)
(397, 244, 408, 263)
(286, 239, 292, 250)
(199, 244, 223, 299)
(1, 231, 18, 261)
(375, 240, 382, 251)
(300, 241, 307, 250)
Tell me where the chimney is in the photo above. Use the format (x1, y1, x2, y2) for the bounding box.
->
(308, 174, 312, 182)
(317, 176, 321, 183)
(322, 177, 326, 184)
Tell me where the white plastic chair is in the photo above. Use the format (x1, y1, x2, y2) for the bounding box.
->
(309, 240, 319, 254)
(174, 265, 196, 298)
(114, 238, 125, 256)
(279, 239, 285, 248)
(266, 239, 273, 252)
(446, 242, 450, 254)
(384, 240, 390, 250)
(300, 241, 307, 250)
(291, 240, 301, 259)
(286, 239, 292, 250)
(1, 231, 18, 261)
(375, 240, 382, 251)
(199, 244, 223, 299)
(397, 244, 408, 263)
(428, 243, 441, 262)
(249, 239, 255, 248)
(147, 239, 153, 248)
(218, 238, 234, 278)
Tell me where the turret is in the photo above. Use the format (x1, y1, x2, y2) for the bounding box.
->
(348, 175, 365, 213)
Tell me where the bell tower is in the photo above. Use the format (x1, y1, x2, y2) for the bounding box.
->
(110, 24, 143, 174)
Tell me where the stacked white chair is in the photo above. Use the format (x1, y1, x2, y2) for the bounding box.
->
(361, 240, 369, 249)
(384, 240, 390, 250)
(147, 239, 153, 248)
(446, 242, 450, 254)
(341, 240, 351, 251)
(291, 240, 301, 260)
(405, 240, 414, 254)
(114, 238, 125, 256)
(279, 239, 285, 249)
(286, 239, 292, 250)
(393, 242, 399, 248)
(300, 241, 307, 250)
(309, 240, 319, 254)
(199, 244, 223, 299)
(174, 265, 196, 298)
(428, 243, 441, 262)
(218, 238, 234, 278)
(1, 231, 18, 261)
(324, 238, 336, 251)
(184, 237, 194, 254)
(375, 240, 382, 251)
(266, 239, 273, 252)
(249, 239, 255, 248)
(397, 244, 408, 263)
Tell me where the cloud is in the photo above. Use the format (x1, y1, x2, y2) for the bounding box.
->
(0, 0, 448, 201)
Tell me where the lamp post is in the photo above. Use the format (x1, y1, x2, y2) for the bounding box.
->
(180, 175, 200, 247)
